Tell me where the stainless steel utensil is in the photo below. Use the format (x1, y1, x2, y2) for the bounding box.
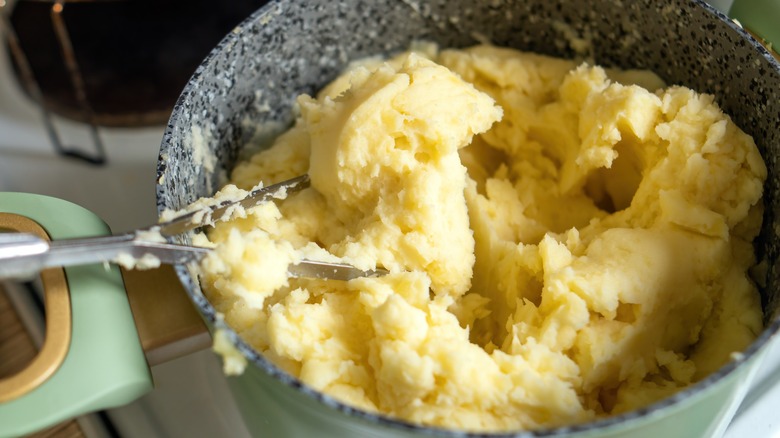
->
(155, 173, 311, 237)
(0, 174, 386, 281)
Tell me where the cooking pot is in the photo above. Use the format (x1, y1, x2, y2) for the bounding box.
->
(1, 0, 779, 436)
(155, 0, 780, 436)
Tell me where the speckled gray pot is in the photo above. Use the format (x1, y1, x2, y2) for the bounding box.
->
(156, 1, 780, 437)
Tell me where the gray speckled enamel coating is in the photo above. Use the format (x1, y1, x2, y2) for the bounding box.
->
(156, 0, 780, 436)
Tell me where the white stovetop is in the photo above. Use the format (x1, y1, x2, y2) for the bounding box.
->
(0, 9, 778, 436)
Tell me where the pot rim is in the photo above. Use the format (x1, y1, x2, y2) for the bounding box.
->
(158, 0, 780, 435)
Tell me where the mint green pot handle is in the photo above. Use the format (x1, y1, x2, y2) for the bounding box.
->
(730, 0, 780, 49)
(0, 193, 152, 437)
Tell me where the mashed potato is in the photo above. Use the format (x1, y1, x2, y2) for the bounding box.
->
(194, 45, 766, 431)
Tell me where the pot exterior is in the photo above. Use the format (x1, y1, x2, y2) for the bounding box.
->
(225, 344, 768, 438)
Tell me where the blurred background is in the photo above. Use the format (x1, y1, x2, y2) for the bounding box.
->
(0, 0, 268, 232)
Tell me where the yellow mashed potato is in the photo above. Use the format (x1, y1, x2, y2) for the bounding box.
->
(194, 45, 766, 431)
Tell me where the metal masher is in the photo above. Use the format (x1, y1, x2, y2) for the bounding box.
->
(0, 175, 386, 281)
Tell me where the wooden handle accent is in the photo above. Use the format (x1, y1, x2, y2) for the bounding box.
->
(0, 213, 71, 403)
(121, 265, 211, 366)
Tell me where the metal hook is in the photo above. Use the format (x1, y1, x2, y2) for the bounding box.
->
(0, 0, 107, 165)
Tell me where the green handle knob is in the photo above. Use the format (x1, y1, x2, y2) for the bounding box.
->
(0, 193, 152, 437)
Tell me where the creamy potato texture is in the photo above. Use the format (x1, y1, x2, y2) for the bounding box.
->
(195, 45, 766, 431)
